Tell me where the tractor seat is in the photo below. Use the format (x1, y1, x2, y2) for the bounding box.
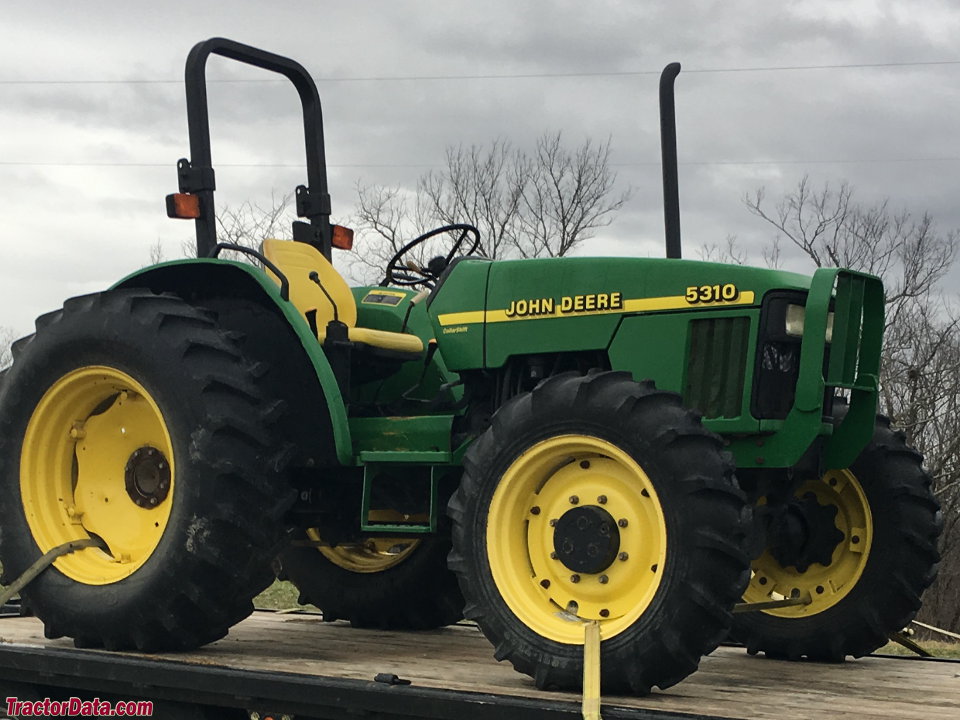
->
(261, 239, 424, 357)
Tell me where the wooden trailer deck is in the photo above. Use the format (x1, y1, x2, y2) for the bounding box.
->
(0, 611, 956, 719)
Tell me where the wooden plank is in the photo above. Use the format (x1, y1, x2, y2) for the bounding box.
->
(1, 612, 957, 720)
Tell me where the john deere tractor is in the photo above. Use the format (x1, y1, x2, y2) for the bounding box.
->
(0, 40, 941, 694)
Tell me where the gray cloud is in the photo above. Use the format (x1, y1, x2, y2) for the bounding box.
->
(1, 1, 959, 333)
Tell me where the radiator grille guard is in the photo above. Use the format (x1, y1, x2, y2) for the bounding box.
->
(819, 270, 883, 468)
(724, 268, 883, 470)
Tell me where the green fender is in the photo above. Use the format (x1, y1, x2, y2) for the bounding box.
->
(113, 258, 352, 465)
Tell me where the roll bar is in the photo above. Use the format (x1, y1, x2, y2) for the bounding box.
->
(173, 37, 333, 259)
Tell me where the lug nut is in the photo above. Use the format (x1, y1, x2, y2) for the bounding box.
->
(569, 495, 579, 505)
(570, 574, 581, 583)
(549, 519, 558, 527)
(598, 574, 609, 584)
(530, 506, 541, 515)
(618, 518, 628, 528)
(550, 552, 558, 560)
(597, 495, 607, 504)
(618, 552, 629, 562)
(599, 609, 610, 618)
(580, 460, 591, 469)
(540, 579, 551, 588)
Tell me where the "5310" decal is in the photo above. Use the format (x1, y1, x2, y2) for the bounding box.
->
(685, 283, 740, 304)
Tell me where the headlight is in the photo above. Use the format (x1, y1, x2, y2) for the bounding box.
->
(785, 304, 805, 337)
(785, 303, 834, 342)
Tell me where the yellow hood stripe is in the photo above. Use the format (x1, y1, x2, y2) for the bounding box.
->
(437, 291, 755, 327)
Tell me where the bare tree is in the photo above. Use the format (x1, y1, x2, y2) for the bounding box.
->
(352, 132, 630, 283)
(179, 192, 296, 262)
(514, 132, 629, 259)
(146, 239, 166, 266)
(0, 326, 14, 371)
(747, 176, 960, 633)
(420, 138, 527, 260)
(698, 234, 782, 269)
(698, 234, 749, 266)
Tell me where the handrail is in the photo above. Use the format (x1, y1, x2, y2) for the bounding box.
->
(210, 243, 290, 301)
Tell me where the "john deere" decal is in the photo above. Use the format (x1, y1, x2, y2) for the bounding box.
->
(505, 293, 625, 318)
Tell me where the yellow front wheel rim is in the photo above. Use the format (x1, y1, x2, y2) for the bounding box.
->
(745, 469, 873, 617)
(21, 366, 175, 585)
(487, 435, 667, 644)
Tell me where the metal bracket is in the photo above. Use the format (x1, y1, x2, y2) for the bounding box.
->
(360, 467, 439, 534)
(733, 596, 810, 613)
(176, 158, 216, 193)
(295, 184, 331, 219)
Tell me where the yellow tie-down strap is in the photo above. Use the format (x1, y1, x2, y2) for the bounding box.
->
(583, 620, 602, 720)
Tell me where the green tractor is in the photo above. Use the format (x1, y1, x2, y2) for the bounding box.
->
(0, 40, 941, 694)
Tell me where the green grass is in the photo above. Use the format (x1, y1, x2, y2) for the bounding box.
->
(253, 579, 304, 610)
(878, 639, 960, 658)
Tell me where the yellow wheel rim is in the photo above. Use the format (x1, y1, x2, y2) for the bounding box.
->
(307, 525, 420, 574)
(487, 435, 667, 644)
(744, 469, 872, 617)
(21, 366, 175, 585)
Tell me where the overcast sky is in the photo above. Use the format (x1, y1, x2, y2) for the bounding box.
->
(1, 1, 958, 335)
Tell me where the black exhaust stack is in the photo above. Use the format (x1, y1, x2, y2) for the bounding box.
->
(659, 62, 682, 259)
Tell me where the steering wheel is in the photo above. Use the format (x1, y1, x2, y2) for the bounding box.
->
(383, 224, 481, 287)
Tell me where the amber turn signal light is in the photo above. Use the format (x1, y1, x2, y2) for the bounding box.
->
(332, 224, 354, 250)
(165, 193, 201, 219)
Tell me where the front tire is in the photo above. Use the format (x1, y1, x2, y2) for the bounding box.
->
(731, 416, 942, 660)
(0, 290, 294, 650)
(448, 371, 750, 693)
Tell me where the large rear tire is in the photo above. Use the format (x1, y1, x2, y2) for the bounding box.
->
(0, 290, 294, 650)
(731, 416, 942, 660)
(448, 371, 750, 693)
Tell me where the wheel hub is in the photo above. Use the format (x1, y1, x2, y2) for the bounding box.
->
(124, 446, 172, 509)
(768, 491, 843, 573)
(552, 505, 620, 574)
(744, 470, 872, 618)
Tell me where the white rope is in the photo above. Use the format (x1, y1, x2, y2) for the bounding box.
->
(911, 619, 960, 642)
